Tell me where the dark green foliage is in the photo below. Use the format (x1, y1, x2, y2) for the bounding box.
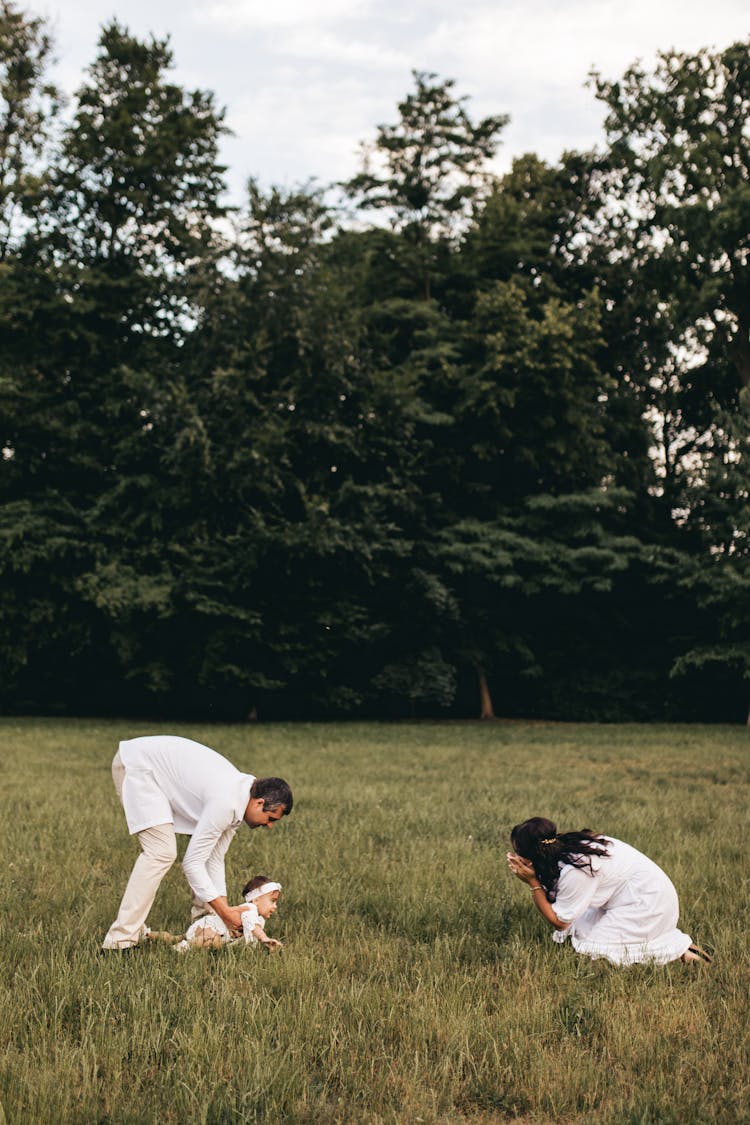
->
(345, 70, 507, 300)
(346, 70, 507, 239)
(0, 10, 747, 720)
(590, 40, 750, 506)
(0, 12, 228, 713)
(0, 0, 58, 256)
(667, 392, 750, 720)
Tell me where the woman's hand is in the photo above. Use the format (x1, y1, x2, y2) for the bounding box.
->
(506, 851, 538, 885)
(507, 852, 566, 929)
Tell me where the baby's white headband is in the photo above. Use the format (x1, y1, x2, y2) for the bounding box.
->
(245, 881, 281, 902)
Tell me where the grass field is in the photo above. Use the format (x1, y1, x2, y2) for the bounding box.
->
(0, 717, 748, 1124)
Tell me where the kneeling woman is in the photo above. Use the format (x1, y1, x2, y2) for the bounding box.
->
(507, 817, 710, 965)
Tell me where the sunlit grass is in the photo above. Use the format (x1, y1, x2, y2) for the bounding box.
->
(0, 718, 748, 1123)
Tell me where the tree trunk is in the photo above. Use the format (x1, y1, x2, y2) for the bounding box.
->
(477, 666, 495, 720)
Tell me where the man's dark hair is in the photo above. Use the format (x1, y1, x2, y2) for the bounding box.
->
(251, 777, 293, 814)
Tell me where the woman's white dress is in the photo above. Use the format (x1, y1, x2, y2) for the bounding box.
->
(174, 903, 265, 951)
(551, 838, 692, 965)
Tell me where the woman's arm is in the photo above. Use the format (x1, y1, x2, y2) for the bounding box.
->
(506, 853, 570, 930)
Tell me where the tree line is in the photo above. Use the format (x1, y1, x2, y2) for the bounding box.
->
(1, 2, 748, 722)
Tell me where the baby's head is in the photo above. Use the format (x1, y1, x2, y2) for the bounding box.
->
(243, 874, 282, 919)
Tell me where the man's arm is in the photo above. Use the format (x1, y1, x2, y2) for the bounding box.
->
(202, 825, 245, 932)
(183, 801, 239, 927)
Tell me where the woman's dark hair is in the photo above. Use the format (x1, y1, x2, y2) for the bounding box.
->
(242, 874, 274, 898)
(510, 816, 610, 900)
(251, 777, 293, 814)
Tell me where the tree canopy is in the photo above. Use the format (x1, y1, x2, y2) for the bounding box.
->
(1, 7, 748, 722)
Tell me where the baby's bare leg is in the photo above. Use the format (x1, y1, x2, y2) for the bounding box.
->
(143, 930, 183, 944)
(190, 926, 226, 950)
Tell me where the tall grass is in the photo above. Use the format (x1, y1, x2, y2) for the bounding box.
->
(0, 718, 747, 1123)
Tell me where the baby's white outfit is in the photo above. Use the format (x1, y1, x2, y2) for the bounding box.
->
(174, 904, 265, 952)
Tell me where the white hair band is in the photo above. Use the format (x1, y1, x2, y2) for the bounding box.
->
(245, 881, 281, 902)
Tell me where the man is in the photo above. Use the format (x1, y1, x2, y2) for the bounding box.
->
(101, 734, 293, 951)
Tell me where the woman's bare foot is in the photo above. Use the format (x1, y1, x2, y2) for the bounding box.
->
(681, 944, 712, 964)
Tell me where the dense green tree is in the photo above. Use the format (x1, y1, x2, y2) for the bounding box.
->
(340, 109, 658, 718)
(668, 391, 750, 719)
(330, 78, 499, 712)
(0, 0, 58, 256)
(430, 489, 648, 718)
(466, 152, 593, 295)
(457, 279, 611, 505)
(467, 151, 662, 511)
(2, 18, 747, 722)
(346, 70, 507, 299)
(417, 282, 629, 717)
(156, 179, 431, 716)
(0, 3, 64, 705)
(0, 19, 228, 711)
(591, 40, 750, 508)
(51, 22, 226, 266)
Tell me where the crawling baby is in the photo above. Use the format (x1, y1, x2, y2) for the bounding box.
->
(145, 875, 283, 952)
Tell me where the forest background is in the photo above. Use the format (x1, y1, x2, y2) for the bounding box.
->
(1, 2, 749, 723)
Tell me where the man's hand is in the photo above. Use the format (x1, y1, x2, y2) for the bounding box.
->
(209, 896, 245, 937)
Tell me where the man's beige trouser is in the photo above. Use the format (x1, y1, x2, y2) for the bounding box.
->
(102, 751, 211, 949)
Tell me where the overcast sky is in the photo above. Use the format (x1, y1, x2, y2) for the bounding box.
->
(47, 0, 749, 203)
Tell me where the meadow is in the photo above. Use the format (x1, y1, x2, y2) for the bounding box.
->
(0, 717, 747, 1124)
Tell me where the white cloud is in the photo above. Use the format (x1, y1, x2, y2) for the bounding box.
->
(193, 0, 375, 31)
(52, 0, 750, 197)
(226, 76, 388, 187)
(420, 0, 750, 167)
(264, 27, 410, 69)
(427, 0, 749, 96)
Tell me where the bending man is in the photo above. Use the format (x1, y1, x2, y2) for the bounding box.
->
(102, 735, 293, 951)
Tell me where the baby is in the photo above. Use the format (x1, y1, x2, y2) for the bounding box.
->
(169, 875, 283, 952)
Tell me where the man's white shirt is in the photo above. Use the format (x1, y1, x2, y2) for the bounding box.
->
(118, 735, 254, 903)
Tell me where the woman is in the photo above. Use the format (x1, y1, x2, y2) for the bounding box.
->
(507, 817, 711, 965)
